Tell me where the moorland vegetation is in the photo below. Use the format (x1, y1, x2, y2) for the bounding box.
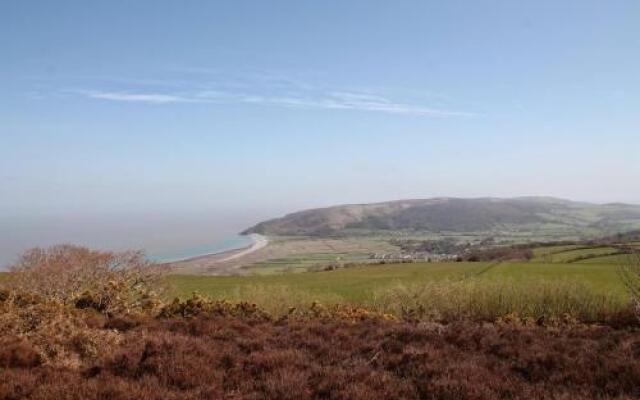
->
(1, 244, 640, 399)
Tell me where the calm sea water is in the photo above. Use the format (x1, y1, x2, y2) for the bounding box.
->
(148, 234, 254, 263)
(0, 212, 268, 269)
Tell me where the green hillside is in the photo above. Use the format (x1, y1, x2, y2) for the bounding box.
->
(243, 197, 640, 240)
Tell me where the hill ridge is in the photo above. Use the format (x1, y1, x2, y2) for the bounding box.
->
(243, 197, 640, 238)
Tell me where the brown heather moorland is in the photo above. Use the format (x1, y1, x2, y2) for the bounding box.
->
(1, 313, 640, 400)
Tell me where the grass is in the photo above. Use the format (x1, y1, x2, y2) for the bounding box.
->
(169, 262, 484, 301)
(575, 253, 635, 264)
(239, 237, 399, 274)
(167, 260, 634, 322)
(531, 244, 583, 260)
(529, 243, 637, 265)
(3, 242, 634, 322)
(243, 251, 376, 274)
(551, 247, 622, 263)
(167, 260, 629, 305)
(244, 240, 632, 277)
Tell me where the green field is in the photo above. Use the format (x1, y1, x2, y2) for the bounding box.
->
(167, 260, 629, 303)
(166, 241, 636, 307)
(243, 251, 378, 275)
(531, 244, 584, 260)
(240, 237, 399, 274)
(1, 250, 634, 321)
(3, 261, 626, 301)
(575, 253, 635, 264)
(531, 244, 630, 263)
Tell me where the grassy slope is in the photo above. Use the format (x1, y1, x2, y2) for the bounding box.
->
(576, 253, 635, 264)
(531, 245, 583, 259)
(245, 197, 640, 238)
(531, 244, 631, 263)
(168, 260, 627, 302)
(550, 247, 621, 263)
(168, 240, 634, 303)
(238, 237, 399, 275)
(169, 263, 481, 301)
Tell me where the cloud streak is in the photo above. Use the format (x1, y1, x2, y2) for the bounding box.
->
(85, 91, 198, 104)
(71, 72, 480, 117)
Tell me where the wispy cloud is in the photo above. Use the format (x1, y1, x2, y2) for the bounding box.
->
(84, 91, 198, 104)
(66, 70, 481, 117)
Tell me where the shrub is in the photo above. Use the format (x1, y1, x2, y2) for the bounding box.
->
(5, 244, 167, 316)
(0, 290, 120, 367)
(201, 285, 345, 317)
(0, 245, 167, 367)
(0, 338, 41, 368)
(158, 293, 271, 320)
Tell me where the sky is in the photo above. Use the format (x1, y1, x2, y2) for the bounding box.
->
(1, 1, 639, 264)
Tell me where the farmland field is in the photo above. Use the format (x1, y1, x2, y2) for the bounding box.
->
(242, 251, 378, 275)
(167, 260, 628, 302)
(575, 253, 635, 264)
(168, 239, 636, 302)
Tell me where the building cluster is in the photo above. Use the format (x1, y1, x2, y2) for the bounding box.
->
(368, 252, 458, 262)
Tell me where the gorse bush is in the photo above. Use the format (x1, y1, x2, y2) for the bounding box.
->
(204, 284, 345, 316)
(157, 293, 396, 323)
(0, 289, 121, 368)
(0, 245, 167, 367)
(6, 245, 166, 316)
(158, 293, 271, 320)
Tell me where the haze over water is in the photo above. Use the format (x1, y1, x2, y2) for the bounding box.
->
(0, 210, 269, 268)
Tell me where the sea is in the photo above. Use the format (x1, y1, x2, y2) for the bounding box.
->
(0, 211, 267, 270)
(147, 234, 255, 263)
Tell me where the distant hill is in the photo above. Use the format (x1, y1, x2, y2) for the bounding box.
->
(243, 197, 640, 239)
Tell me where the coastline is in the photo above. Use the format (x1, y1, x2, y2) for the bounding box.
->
(162, 234, 267, 265)
(217, 234, 269, 262)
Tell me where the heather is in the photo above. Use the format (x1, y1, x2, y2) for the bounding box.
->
(2, 314, 640, 400)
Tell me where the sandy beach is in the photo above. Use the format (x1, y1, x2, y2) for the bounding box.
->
(168, 234, 269, 274)
(217, 234, 268, 262)
(168, 236, 394, 276)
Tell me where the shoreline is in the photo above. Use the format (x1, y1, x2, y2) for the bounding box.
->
(162, 234, 267, 265)
(217, 234, 269, 262)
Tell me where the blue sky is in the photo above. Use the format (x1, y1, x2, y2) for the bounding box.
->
(1, 1, 639, 260)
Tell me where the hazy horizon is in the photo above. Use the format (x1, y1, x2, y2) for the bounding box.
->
(2, 194, 640, 268)
(2, 1, 639, 265)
